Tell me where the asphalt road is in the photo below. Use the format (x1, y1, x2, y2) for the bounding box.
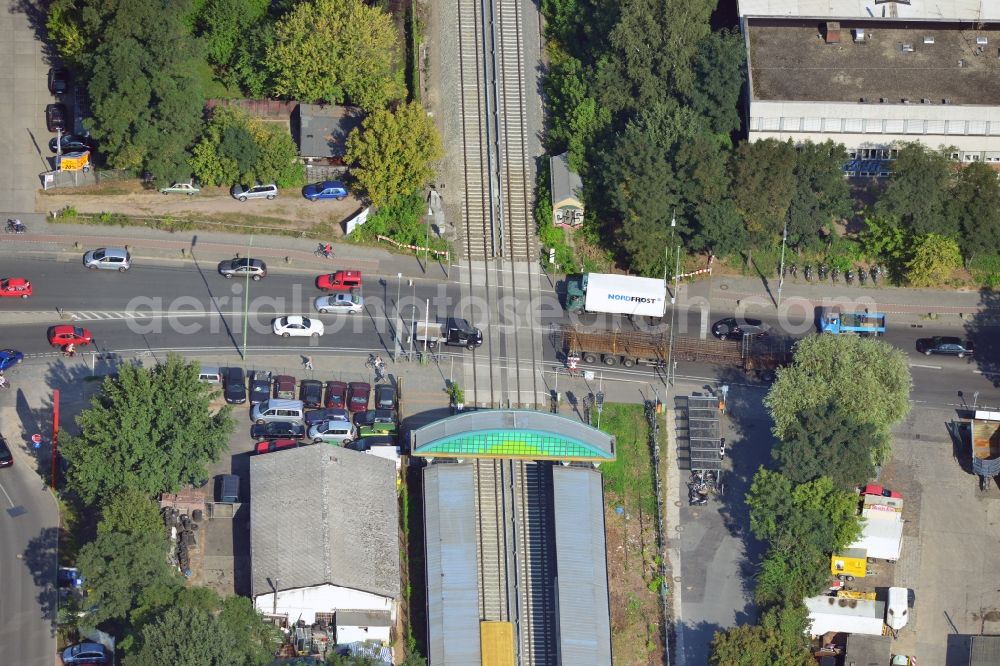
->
(0, 458, 59, 666)
(3, 255, 998, 406)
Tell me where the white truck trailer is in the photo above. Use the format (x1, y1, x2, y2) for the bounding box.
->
(564, 273, 667, 317)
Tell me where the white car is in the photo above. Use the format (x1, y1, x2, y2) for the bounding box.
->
(314, 293, 364, 314)
(272, 315, 324, 338)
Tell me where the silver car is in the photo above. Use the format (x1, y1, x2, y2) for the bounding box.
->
(314, 293, 364, 314)
(231, 183, 277, 201)
(83, 247, 131, 272)
(218, 257, 267, 280)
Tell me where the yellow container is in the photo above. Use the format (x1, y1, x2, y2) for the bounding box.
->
(831, 548, 868, 579)
(58, 151, 91, 172)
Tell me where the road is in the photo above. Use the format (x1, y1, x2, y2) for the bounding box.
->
(0, 457, 59, 666)
(2, 255, 998, 407)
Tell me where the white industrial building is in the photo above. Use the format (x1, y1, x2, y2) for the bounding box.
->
(250, 446, 400, 643)
(738, 1, 1000, 172)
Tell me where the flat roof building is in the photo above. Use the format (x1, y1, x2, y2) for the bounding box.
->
(738, 2, 1000, 169)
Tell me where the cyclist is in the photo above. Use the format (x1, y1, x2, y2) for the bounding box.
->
(323, 243, 333, 258)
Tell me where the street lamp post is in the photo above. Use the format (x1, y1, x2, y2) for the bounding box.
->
(241, 234, 254, 361)
(777, 219, 788, 309)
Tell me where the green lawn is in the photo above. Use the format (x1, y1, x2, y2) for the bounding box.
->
(597, 403, 657, 516)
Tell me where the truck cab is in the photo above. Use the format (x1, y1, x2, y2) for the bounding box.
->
(446, 318, 483, 348)
(564, 274, 587, 312)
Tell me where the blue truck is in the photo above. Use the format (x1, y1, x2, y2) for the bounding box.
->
(819, 307, 886, 336)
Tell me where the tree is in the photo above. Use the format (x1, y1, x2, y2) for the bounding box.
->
(905, 233, 962, 287)
(46, 0, 88, 64)
(345, 101, 443, 207)
(754, 544, 830, 606)
(217, 596, 283, 666)
(710, 604, 814, 666)
(949, 162, 1000, 260)
(765, 335, 912, 459)
(191, 106, 304, 187)
(61, 354, 235, 505)
(785, 141, 851, 250)
(860, 212, 909, 269)
(772, 401, 878, 489)
(876, 143, 955, 237)
(77, 530, 181, 629)
(97, 488, 164, 537)
(127, 606, 238, 666)
(732, 139, 797, 262)
(687, 29, 745, 137)
(197, 0, 270, 67)
(266, 0, 402, 109)
(80, 0, 206, 183)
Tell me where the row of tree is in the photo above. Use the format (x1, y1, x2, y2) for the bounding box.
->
(710, 335, 912, 664)
(46, 0, 440, 207)
(541, 1, 1000, 280)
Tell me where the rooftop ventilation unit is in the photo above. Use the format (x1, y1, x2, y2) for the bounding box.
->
(923, 36, 935, 44)
(853, 28, 866, 42)
(977, 36, 989, 46)
(901, 43, 914, 53)
(943, 98, 952, 104)
(901, 98, 910, 104)
(880, 97, 889, 103)
(860, 97, 869, 103)
(921, 98, 930, 103)
(959, 59, 968, 67)
(825, 21, 841, 44)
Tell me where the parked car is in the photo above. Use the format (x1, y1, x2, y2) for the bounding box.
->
(300, 379, 323, 407)
(218, 257, 266, 280)
(231, 183, 277, 201)
(223, 366, 246, 404)
(316, 270, 362, 292)
(272, 315, 324, 338)
(303, 180, 349, 201)
(0, 277, 31, 298)
(305, 407, 351, 427)
(0, 435, 12, 468)
(249, 372, 271, 405)
(273, 375, 296, 399)
(711, 317, 769, 341)
(354, 408, 397, 428)
(347, 382, 371, 413)
(374, 384, 397, 410)
(49, 134, 90, 153)
(160, 182, 200, 195)
(307, 419, 357, 445)
(255, 438, 300, 455)
(315, 292, 364, 314)
(45, 103, 67, 132)
(48, 325, 92, 347)
(0, 349, 24, 371)
(250, 421, 305, 441)
(48, 67, 70, 95)
(57, 566, 83, 588)
(61, 642, 108, 665)
(347, 434, 397, 452)
(83, 247, 131, 271)
(916, 336, 975, 358)
(325, 381, 348, 409)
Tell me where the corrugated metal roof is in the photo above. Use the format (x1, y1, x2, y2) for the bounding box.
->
(550, 152, 583, 208)
(551, 467, 612, 665)
(423, 464, 481, 665)
(250, 446, 400, 600)
(971, 635, 1000, 665)
(739, 0, 997, 20)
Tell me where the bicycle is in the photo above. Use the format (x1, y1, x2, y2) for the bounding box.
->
(5, 219, 26, 234)
(314, 243, 334, 259)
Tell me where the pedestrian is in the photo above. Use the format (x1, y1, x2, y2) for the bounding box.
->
(63, 343, 76, 357)
(303, 355, 313, 371)
(719, 437, 726, 460)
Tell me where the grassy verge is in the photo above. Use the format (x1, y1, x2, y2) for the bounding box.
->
(594, 403, 665, 662)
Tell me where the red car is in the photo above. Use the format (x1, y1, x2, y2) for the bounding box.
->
(347, 382, 371, 413)
(325, 381, 348, 409)
(0, 278, 31, 298)
(48, 325, 93, 347)
(316, 270, 362, 292)
(255, 438, 300, 455)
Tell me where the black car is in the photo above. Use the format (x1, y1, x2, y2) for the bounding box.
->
(305, 408, 351, 427)
(916, 336, 974, 358)
(49, 134, 90, 154)
(374, 384, 397, 410)
(250, 421, 305, 441)
(0, 435, 12, 467)
(249, 372, 271, 405)
(223, 367, 246, 404)
(711, 317, 769, 341)
(48, 67, 69, 95)
(45, 103, 67, 132)
(347, 434, 397, 452)
(300, 379, 323, 408)
(354, 408, 397, 428)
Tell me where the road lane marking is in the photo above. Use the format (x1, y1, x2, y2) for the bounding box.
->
(0, 481, 15, 509)
(909, 363, 942, 370)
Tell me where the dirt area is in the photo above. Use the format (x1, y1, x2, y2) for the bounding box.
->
(37, 180, 365, 236)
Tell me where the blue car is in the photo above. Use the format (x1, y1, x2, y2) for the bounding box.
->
(303, 180, 349, 201)
(0, 349, 24, 371)
(62, 642, 108, 664)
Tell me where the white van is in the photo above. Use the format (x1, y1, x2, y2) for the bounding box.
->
(198, 365, 223, 384)
(251, 399, 305, 425)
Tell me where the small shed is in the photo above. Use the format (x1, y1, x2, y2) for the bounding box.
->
(843, 633, 890, 666)
(336, 609, 392, 645)
(550, 152, 584, 228)
(298, 104, 365, 164)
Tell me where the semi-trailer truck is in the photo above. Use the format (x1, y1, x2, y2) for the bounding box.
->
(564, 273, 667, 317)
